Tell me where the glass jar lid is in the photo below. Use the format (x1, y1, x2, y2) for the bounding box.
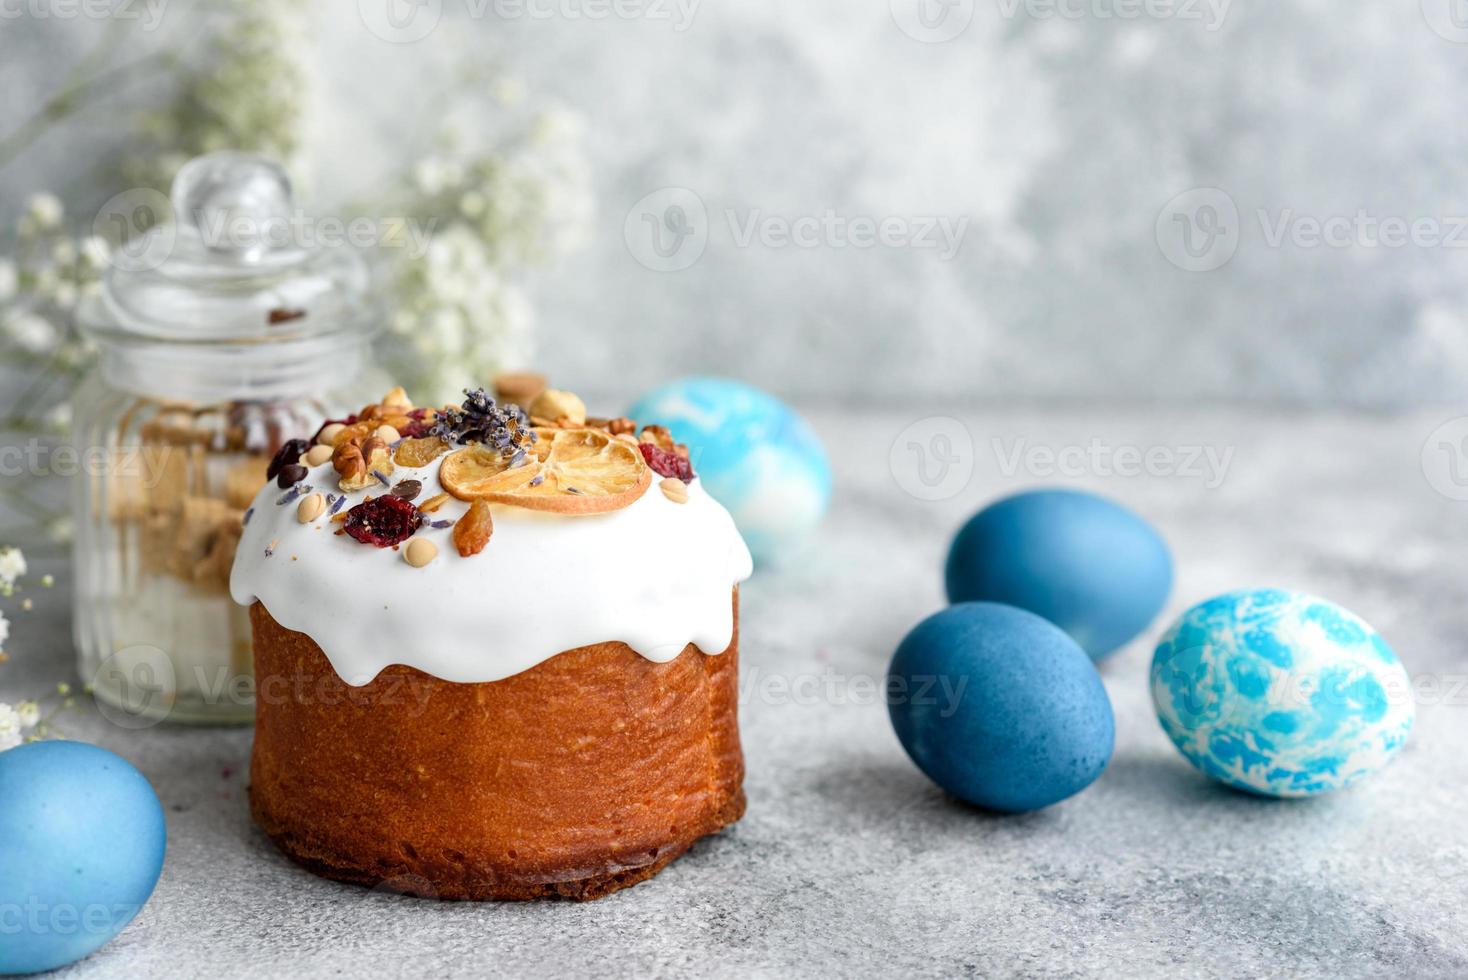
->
(89, 152, 379, 345)
(80, 152, 382, 400)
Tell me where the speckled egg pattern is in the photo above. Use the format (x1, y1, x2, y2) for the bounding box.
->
(1151, 589, 1413, 797)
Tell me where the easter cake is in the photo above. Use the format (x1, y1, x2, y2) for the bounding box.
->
(230, 385, 753, 900)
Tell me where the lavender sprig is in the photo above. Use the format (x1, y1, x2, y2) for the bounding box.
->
(430, 387, 538, 462)
(276, 484, 312, 506)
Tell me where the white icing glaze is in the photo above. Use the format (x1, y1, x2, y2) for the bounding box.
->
(229, 455, 753, 686)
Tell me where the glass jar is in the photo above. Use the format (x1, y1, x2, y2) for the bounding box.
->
(72, 152, 384, 725)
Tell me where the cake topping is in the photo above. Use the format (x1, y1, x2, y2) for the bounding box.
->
(393, 436, 450, 468)
(296, 493, 326, 523)
(276, 463, 309, 489)
(439, 427, 651, 514)
(418, 492, 450, 513)
(334, 434, 394, 492)
(431, 387, 537, 453)
(230, 381, 754, 685)
(268, 439, 310, 484)
(659, 477, 690, 504)
(403, 537, 438, 567)
(528, 388, 587, 427)
(492, 370, 547, 408)
(381, 386, 413, 410)
(389, 479, 423, 501)
(452, 500, 494, 557)
(276, 483, 312, 506)
(342, 494, 423, 548)
(640, 442, 694, 483)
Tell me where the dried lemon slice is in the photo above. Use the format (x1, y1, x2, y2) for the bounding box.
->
(439, 428, 651, 513)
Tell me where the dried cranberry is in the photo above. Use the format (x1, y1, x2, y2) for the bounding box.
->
(343, 494, 423, 548)
(398, 419, 434, 438)
(267, 438, 309, 480)
(276, 463, 308, 488)
(639, 442, 694, 483)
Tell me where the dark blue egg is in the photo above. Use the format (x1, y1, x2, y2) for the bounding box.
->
(0, 741, 166, 976)
(887, 603, 1115, 813)
(945, 489, 1172, 660)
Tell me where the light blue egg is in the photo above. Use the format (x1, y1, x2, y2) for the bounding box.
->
(0, 741, 167, 976)
(1151, 590, 1414, 798)
(629, 377, 830, 566)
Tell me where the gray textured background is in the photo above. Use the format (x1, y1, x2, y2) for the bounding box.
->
(5, 409, 1468, 978)
(3, 3, 1468, 406)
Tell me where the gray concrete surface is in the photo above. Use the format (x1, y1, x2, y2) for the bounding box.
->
(4, 407, 1466, 978)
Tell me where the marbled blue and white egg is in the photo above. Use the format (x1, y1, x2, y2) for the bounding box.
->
(1151, 589, 1413, 798)
(629, 377, 830, 566)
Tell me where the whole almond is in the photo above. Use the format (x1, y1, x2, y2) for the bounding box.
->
(304, 444, 333, 467)
(404, 538, 438, 568)
(659, 478, 689, 504)
(374, 424, 401, 443)
(296, 493, 326, 523)
(381, 386, 413, 410)
(316, 422, 346, 446)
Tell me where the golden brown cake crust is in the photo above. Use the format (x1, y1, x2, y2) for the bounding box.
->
(247, 594, 744, 901)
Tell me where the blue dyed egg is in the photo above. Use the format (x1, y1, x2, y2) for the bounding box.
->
(1151, 589, 1414, 798)
(887, 603, 1115, 813)
(629, 377, 831, 566)
(0, 742, 166, 975)
(945, 489, 1172, 660)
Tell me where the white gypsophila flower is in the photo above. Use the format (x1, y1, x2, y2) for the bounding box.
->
(32, 267, 58, 298)
(15, 702, 39, 729)
(51, 239, 76, 266)
(493, 77, 526, 106)
(48, 517, 73, 544)
(0, 547, 26, 586)
(44, 402, 71, 433)
(80, 235, 110, 270)
(26, 193, 64, 231)
(423, 308, 466, 354)
(0, 610, 10, 647)
(414, 157, 463, 196)
(459, 191, 486, 218)
(0, 259, 16, 302)
(52, 282, 78, 311)
(0, 704, 21, 752)
(4, 313, 58, 354)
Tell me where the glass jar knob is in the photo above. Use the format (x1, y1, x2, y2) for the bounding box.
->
(171, 152, 298, 266)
